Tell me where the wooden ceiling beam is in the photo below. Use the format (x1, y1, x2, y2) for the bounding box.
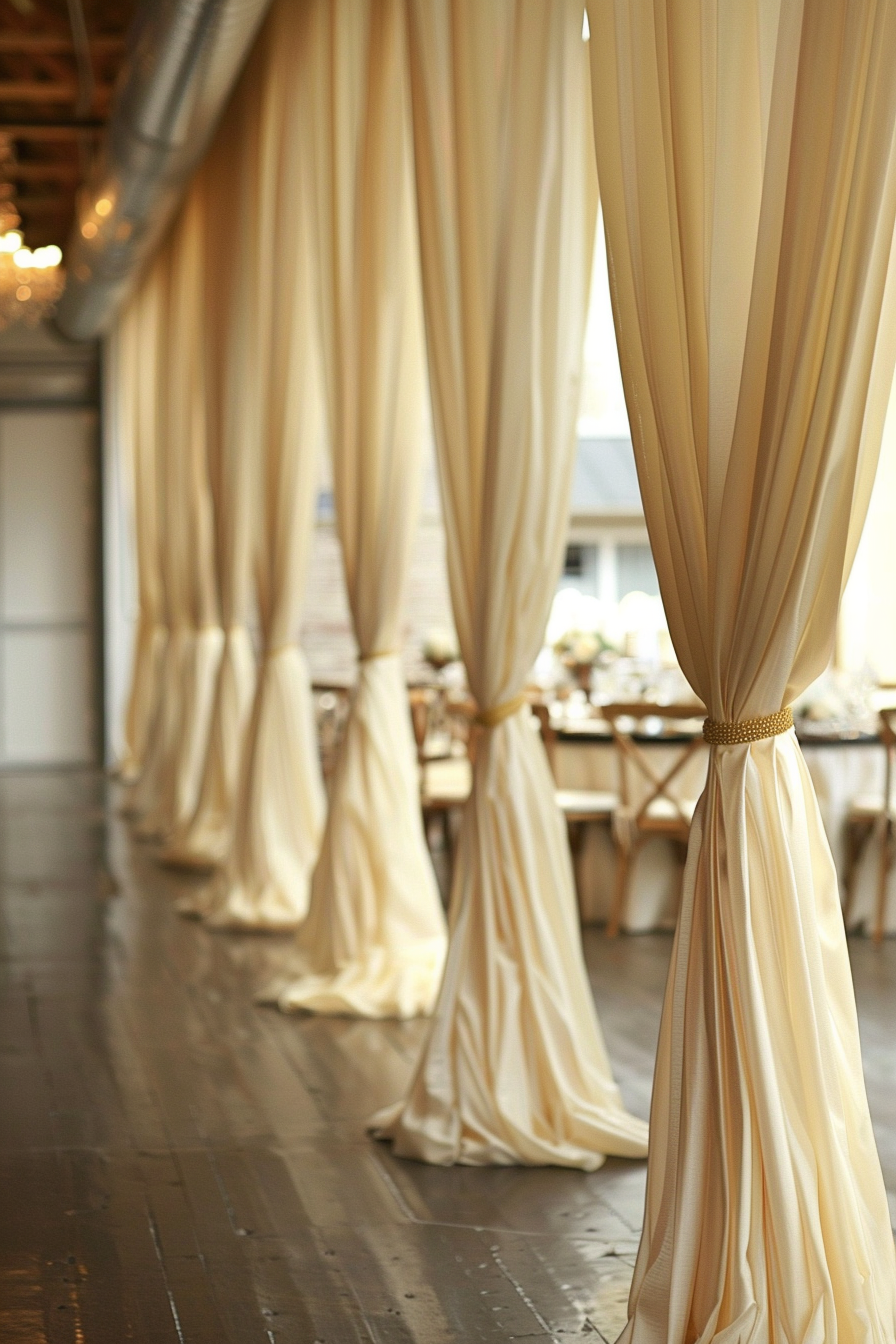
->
(6, 162, 80, 180)
(0, 82, 112, 102)
(0, 122, 103, 137)
(14, 194, 72, 212)
(0, 35, 125, 54)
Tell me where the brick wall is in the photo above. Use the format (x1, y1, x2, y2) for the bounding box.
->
(301, 515, 454, 685)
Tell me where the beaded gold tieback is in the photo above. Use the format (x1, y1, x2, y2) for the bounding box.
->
(702, 706, 793, 746)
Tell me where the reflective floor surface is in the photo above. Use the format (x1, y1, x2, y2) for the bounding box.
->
(0, 770, 894, 1343)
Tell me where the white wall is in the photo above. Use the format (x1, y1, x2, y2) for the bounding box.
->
(0, 408, 98, 764)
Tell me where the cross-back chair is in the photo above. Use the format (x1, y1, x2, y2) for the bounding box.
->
(844, 706, 896, 943)
(601, 701, 706, 937)
(532, 702, 619, 853)
(408, 686, 474, 867)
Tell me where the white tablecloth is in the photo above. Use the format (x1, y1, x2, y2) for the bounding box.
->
(554, 733, 893, 934)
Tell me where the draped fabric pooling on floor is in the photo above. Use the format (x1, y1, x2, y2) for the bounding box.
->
(371, 0, 648, 1167)
(194, 0, 326, 930)
(264, 0, 447, 1021)
(588, 0, 896, 1337)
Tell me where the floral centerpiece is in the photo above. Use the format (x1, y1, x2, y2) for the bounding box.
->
(422, 627, 460, 673)
(553, 627, 612, 692)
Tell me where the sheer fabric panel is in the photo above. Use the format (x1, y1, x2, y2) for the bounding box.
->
(134, 189, 223, 844)
(266, 0, 447, 1020)
(115, 273, 167, 788)
(163, 55, 264, 869)
(198, 0, 326, 929)
(587, 0, 896, 1336)
(372, 0, 648, 1166)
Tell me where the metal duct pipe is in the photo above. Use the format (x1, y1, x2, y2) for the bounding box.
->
(55, 0, 272, 341)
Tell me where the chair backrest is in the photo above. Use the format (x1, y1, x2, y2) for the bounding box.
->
(879, 707, 896, 811)
(408, 687, 436, 768)
(408, 686, 477, 771)
(531, 702, 558, 778)
(600, 701, 706, 825)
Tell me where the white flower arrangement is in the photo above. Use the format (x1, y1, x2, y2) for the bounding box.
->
(422, 627, 460, 670)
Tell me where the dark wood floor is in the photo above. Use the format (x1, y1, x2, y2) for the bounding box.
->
(0, 770, 893, 1343)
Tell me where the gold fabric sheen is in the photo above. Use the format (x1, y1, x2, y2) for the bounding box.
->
(372, 0, 648, 1167)
(474, 693, 528, 730)
(702, 706, 793, 746)
(268, 0, 447, 1021)
(357, 648, 400, 663)
(588, 0, 896, 1336)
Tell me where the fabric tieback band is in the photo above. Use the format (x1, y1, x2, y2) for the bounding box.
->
(475, 692, 528, 729)
(358, 648, 398, 663)
(702, 705, 793, 746)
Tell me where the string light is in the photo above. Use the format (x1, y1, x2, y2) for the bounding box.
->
(0, 228, 64, 329)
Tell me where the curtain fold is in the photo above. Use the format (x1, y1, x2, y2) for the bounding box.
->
(372, 0, 648, 1165)
(587, 0, 896, 1336)
(162, 63, 262, 869)
(264, 0, 447, 1021)
(189, 0, 326, 929)
(134, 188, 223, 843)
(116, 271, 167, 787)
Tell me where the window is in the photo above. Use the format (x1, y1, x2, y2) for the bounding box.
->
(617, 543, 659, 598)
(564, 543, 586, 577)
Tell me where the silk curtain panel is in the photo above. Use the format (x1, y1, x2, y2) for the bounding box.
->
(373, 0, 648, 1166)
(588, 1, 896, 1337)
(267, 0, 447, 1021)
(135, 188, 223, 843)
(116, 274, 166, 786)
(125, 248, 176, 824)
(198, 0, 326, 929)
(163, 65, 261, 868)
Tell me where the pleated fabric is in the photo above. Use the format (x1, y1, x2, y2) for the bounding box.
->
(162, 68, 262, 869)
(115, 270, 167, 787)
(134, 188, 223, 844)
(264, 0, 447, 1020)
(191, 0, 326, 929)
(372, 0, 648, 1166)
(587, 0, 896, 1337)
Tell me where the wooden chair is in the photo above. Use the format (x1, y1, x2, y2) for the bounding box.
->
(600, 701, 706, 937)
(844, 707, 896, 943)
(532, 702, 619, 893)
(312, 683, 352, 785)
(408, 687, 474, 862)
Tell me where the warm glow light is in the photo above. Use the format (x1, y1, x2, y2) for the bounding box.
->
(13, 248, 32, 268)
(15, 285, 30, 302)
(0, 230, 22, 252)
(43, 245, 62, 267)
(95, 197, 112, 217)
(81, 221, 98, 239)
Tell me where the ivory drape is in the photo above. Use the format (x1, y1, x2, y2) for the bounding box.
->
(162, 69, 262, 869)
(372, 0, 648, 1165)
(195, 0, 326, 929)
(125, 248, 176, 824)
(135, 188, 223, 843)
(588, 1, 896, 1337)
(116, 273, 167, 786)
(265, 0, 447, 1020)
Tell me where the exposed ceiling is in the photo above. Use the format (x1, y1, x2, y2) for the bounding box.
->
(0, 0, 135, 249)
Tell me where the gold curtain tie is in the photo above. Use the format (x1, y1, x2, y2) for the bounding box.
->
(475, 692, 528, 729)
(358, 648, 399, 663)
(703, 706, 793, 746)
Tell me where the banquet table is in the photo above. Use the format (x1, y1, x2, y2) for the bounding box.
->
(554, 719, 893, 935)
